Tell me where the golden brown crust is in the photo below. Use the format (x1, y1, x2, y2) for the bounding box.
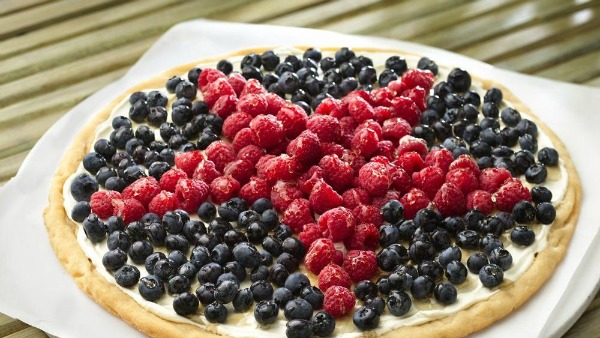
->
(44, 46, 580, 338)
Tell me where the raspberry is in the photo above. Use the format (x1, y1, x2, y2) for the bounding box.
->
(333, 250, 344, 266)
(286, 130, 322, 170)
(237, 93, 267, 117)
(309, 180, 343, 215)
(342, 188, 371, 209)
(113, 198, 146, 224)
(205, 141, 236, 172)
(249, 114, 285, 149)
(389, 165, 412, 193)
(358, 162, 390, 197)
(159, 168, 187, 192)
(256, 154, 275, 174)
(343, 250, 378, 282)
(449, 154, 481, 177)
(412, 166, 445, 200)
(239, 176, 270, 205)
(356, 119, 382, 139)
(236, 144, 265, 165)
(479, 168, 512, 193)
(209, 175, 240, 204)
(400, 188, 430, 219)
(388, 79, 407, 95)
(306, 115, 341, 143)
(271, 181, 304, 211)
(175, 178, 210, 213)
(192, 160, 221, 185)
(198, 68, 226, 91)
(277, 104, 308, 139)
(227, 72, 247, 96)
(320, 142, 344, 157)
(370, 87, 394, 107)
(339, 116, 358, 138)
(174, 150, 204, 177)
(374, 140, 395, 159)
(222, 112, 253, 141)
(397, 135, 428, 158)
(466, 190, 494, 215)
(212, 94, 238, 119)
(370, 155, 390, 166)
(148, 191, 178, 217)
(382, 117, 412, 145)
(90, 190, 121, 219)
(267, 138, 290, 156)
(494, 180, 532, 212)
(298, 166, 323, 195)
(298, 223, 321, 249)
(232, 127, 257, 153)
(352, 205, 383, 228)
(372, 190, 403, 210)
(258, 155, 297, 185)
(318, 264, 351, 291)
(323, 286, 356, 318)
(318, 207, 355, 242)
(304, 238, 335, 274)
(351, 127, 380, 158)
(240, 79, 266, 97)
(402, 86, 427, 111)
(424, 148, 454, 174)
(282, 198, 314, 233)
(433, 183, 466, 217)
(122, 176, 161, 207)
(394, 151, 425, 174)
(347, 96, 375, 123)
(446, 168, 479, 195)
(223, 159, 255, 185)
(391, 96, 421, 126)
(344, 223, 378, 251)
(342, 90, 372, 108)
(315, 97, 346, 119)
(202, 77, 236, 107)
(319, 155, 353, 192)
(401, 68, 435, 91)
(265, 92, 287, 115)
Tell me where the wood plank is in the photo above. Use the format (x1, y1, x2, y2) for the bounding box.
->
(0, 314, 30, 337)
(534, 49, 600, 83)
(0, 0, 49, 17)
(564, 292, 600, 338)
(583, 75, 600, 87)
(0, 0, 181, 60)
(4, 326, 47, 338)
(211, 0, 328, 23)
(414, 0, 595, 51)
(0, 0, 122, 39)
(458, 6, 600, 63)
(264, 0, 384, 27)
(0, 0, 247, 85)
(0, 150, 29, 183)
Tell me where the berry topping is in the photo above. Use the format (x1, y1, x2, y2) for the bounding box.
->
(323, 286, 356, 318)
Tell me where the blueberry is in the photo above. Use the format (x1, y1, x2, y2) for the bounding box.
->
(223, 261, 246, 282)
(442, 216, 466, 233)
(177, 262, 198, 281)
(467, 252, 489, 274)
(418, 260, 444, 281)
(257, 50, 279, 71)
(537, 147, 559, 167)
(251, 280, 274, 302)
(82, 214, 106, 243)
(261, 237, 283, 258)
(463, 124, 482, 144)
(198, 262, 223, 284)
(340, 77, 358, 95)
(499, 107, 520, 126)
(274, 224, 293, 241)
(516, 118, 538, 137)
(411, 275, 434, 299)
(352, 305, 380, 331)
(247, 221, 269, 243)
(447, 68, 471, 92)
(512, 201, 537, 224)
(385, 55, 407, 75)
(224, 230, 248, 248)
(278, 71, 300, 94)
(387, 290, 412, 316)
(214, 279, 239, 304)
(122, 165, 146, 185)
(303, 47, 322, 62)
(205, 301, 228, 323)
(479, 216, 504, 236)
(463, 91, 481, 108)
(173, 292, 199, 316)
(286, 319, 314, 338)
(364, 297, 385, 315)
(397, 219, 418, 241)
(269, 263, 289, 286)
(186, 66, 201, 85)
(379, 224, 400, 247)
(531, 186, 553, 204)
(138, 275, 165, 301)
(300, 286, 324, 309)
(431, 227, 454, 251)
(536, 202, 556, 225)
(165, 234, 190, 253)
(357, 66, 377, 85)
(209, 243, 231, 266)
(519, 134, 538, 153)
(216, 59, 233, 75)
(438, 246, 462, 268)
(387, 270, 413, 291)
(233, 242, 261, 269)
(417, 57, 438, 75)
(208, 217, 233, 239)
(102, 248, 127, 271)
(283, 237, 306, 260)
(445, 260, 467, 284)
(114, 264, 140, 288)
(477, 156, 494, 170)
(147, 106, 168, 126)
(242, 65, 262, 81)
(456, 230, 480, 250)
(167, 275, 191, 295)
(195, 283, 216, 306)
(489, 247, 513, 271)
(379, 199, 404, 224)
(311, 311, 335, 336)
(284, 298, 313, 320)
(129, 100, 150, 123)
(482, 86, 502, 104)
(285, 272, 311, 295)
(414, 209, 442, 232)
(230, 288, 253, 312)
(526, 163, 547, 184)
(271, 287, 294, 308)
(408, 240, 436, 264)
(376, 275, 392, 295)
(254, 300, 279, 325)
(434, 282, 457, 305)
(182, 220, 206, 243)
(189, 245, 211, 268)
(284, 55, 302, 71)
(514, 149, 536, 175)
(197, 233, 220, 251)
(479, 263, 504, 288)
(70, 173, 99, 202)
(338, 62, 356, 78)
(479, 233, 503, 255)
(165, 76, 183, 93)
(197, 202, 216, 222)
(377, 247, 403, 272)
(71, 201, 91, 222)
(262, 73, 279, 89)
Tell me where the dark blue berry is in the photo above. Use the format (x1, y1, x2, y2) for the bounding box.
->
(418, 260, 444, 281)
(447, 68, 471, 92)
(353, 305, 380, 330)
(456, 230, 480, 250)
(254, 300, 279, 324)
(311, 311, 335, 336)
(512, 201, 536, 224)
(189, 245, 211, 268)
(247, 221, 269, 243)
(82, 214, 106, 243)
(300, 286, 324, 309)
(273, 287, 294, 308)
(274, 224, 293, 241)
(283, 237, 306, 260)
(285, 272, 311, 295)
(129, 100, 149, 123)
(379, 224, 400, 248)
(380, 199, 404, 224)
(252, 198, 273, 213)
(167, 275, 191, 295)
(198, 202, 216, 222)
(434, 282, 457, 305)
(479, 233, 503, 255)
(251, 280, 274, 302)
(414, 209, 442, 232)
(114, 264, 140, 288)
(165, 234, 190, 253)
(467, 252, 488, 274)
(358, 66, 377, 85)
(102, 248, 127, 271)
(479, 263, 504, 288)
(303, 47, 322, 62)
(195, 283, 216, 306)
(411, 275, 434, 299)
(205, 301, 228, 323)
(233, 242, 261, 269)
(279, 71, 300, 94)
(340, 77, 358, 95)
(387, 270, 413, 291)
(397, 220, 418, 241)
(442, 216, 466, 233)
(138, 275, 165, 301)
(173, 292, 199, 316)
(377, 247, 403, 272)
(531, 186, 553, 204)
(215, 279, 239, 304)
(536, 202, 556, 224)
(525, 163, 547, 184)
(147, 106, 168, 126)
(385, 55, 407, 75)
(408, 240, 436, 264)
(387, 290, 412, 316)
(284, 298, 313, 320)
(489, 247, 513, 271)
(70, 173, 99, 202)
(286, 319, 314, 338)
(177, 262, 198, 280)
(438, 246, 462, 268)
(242, 65, 262, 81)
(479, 216, 504, 236)
(71, 201, 91, 222)
(417, 57, 438, 75)
(538, 147, 559, 166)
(445, 260, 467, 284)
(216, 59, 233, 75)
(198, 262, 223, 284)
(232, 288, 254, 312)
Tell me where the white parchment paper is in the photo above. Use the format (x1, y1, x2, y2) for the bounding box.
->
(0, 20, 598, 338)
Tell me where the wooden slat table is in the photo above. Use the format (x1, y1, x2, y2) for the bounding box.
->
(0, 0, 598, 337)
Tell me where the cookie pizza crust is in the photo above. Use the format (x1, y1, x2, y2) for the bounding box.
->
(44, 46, 581, 338)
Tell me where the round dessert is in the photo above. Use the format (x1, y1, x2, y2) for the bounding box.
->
(44, 46, 580, 338)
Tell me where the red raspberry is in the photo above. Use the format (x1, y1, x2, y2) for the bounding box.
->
(223, 159, 255, 185)
(433, 183, 466, 217)
(249, 114, 285, 149)
(227, 72, 246, 96)
(222, 112, 253, 141)
(298, 166, 323, 195)
(236, 144, 265, 165)
(466, 190, 494, 215)
(373, 106, 393, 123)
(372, 190, 403, 210)
(394, 151, 425, 174)
(412, 166, 445, 200)
(271, 181, 304, 211)
(342, 188, 371, 209)
(174, 150, 204, 177)
(256, 154, 275, 174)
(212, 94, 238, 119)
(402, 86, 427, 111)
(446, 168, 479, 195)
(298, 223, 321, 249)
(389, 165, 412, 193)
(343, 250, 378, 282)
(397, 135, 428, 158)
(358, 162, 390, 197)
(209, 175, 240, 204)
(286, 130, 322, 170)
(370, 87, 394, 107)
(351, 128, 380, 158)
(449, 154, 481, 177)
(318, 207, 355, 242)
(319, 155, 353, 192)
(202, 77, 236, 107)
(205, 141, 236, 172)
(90, 190, 122, 219)
(347, 96, 375, 123)
(304, 238, 336, 274)
(388, 79, 407, 95)
(282, 198, 314, 233)
(320, 142, 344, 157)
(237, 93, 267, 117)
(309, 180, 343, 215)
(121, 176, 161, 208)
(239, 176, 270, 205)
(339, 116, 358, 137)
(258, 155, 296, 185)
(400, 188, 430, 219)
(175, 178, 209, 213)
(267, 138, 290, 156)
(265, 92, 287, 115)
(277, 104, 308, 139)
(341, 150, 367, 175)
(356, 120, 382, 138)
(344, 223, 379, 251)
(315, 97, 346, 119)
(198, 68, 226, 91)
(318, 264, 351, 291)
(382, 117, 411, 145)
(232, 127, 257, 153)
(148, 191, 178, 217)
(159, 168, 187, 192)
(352, 205, 383, 228)
(479, 168, 512, 193)
(424, 148, 454, 174)
(323, 286, 356, 318)
(374, 140, 395, 159)
(112, 198, 146, 224)
(494, 179, 532, 212)
(342, 90, 372, 108)
(306, 115, 341, 143)
(240, 79, 266, 97)
(192, 160, 221, 185)
(333, 250, 344, 266)
(402, 69, 435, 91)
(391, 96, 421, 126)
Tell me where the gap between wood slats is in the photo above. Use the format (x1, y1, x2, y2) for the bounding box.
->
(0, 314, 29, 337)
(534, 49, 600, 83)
(414, 0, 595, 51)
(0, 0, 181, 60)
(584, 75, 600, 87)
(264, 0, 385, 27)
(564, 292, 600, 338)
(4, 326, 47, 338)
(0, 0, 123, 40)
(0, 150, 29, 183)
(0, 0, 248, 86)
(211, 0, 328, 23)
(0, 0, 49, 17)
